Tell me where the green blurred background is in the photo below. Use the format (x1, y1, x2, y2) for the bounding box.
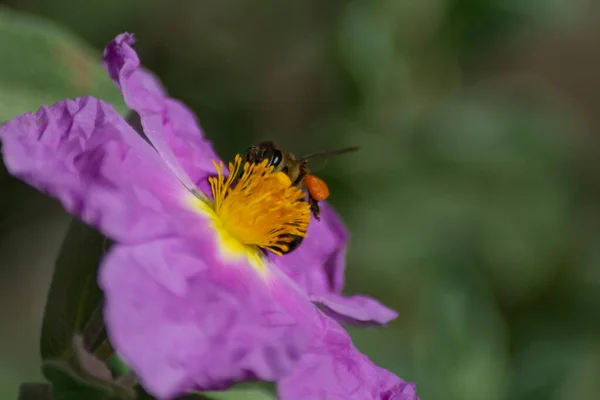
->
(2, 0, 600, 399)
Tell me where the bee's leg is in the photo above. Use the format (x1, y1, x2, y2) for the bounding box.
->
(230, 146, 259, 189)
(246, 147, 259, 164)
(293, 165, 320, 220)
(293, 165, 308, 187)
(276, 234, 304, 254)
(308, 197, 321, 221)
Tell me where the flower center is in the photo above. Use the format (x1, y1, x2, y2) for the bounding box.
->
(208, 154, 310, 256)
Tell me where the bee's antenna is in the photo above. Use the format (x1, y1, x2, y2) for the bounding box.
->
(300, 146, 359, 162)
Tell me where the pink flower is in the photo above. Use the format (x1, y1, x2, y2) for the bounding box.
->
(0, 33, 417, 400)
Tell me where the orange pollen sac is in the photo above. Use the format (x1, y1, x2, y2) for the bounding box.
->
(305, 174, 330, 201)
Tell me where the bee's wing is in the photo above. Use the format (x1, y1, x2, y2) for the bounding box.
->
(302, 153, 330, 173)
(299, 146, 359, 173)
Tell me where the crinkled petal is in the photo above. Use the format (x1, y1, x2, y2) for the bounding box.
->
(273, 203, 349, 294)
(273, 204, 396, 325)
(377, 368, 419, 400)
(0, 97, 188, 243)
(104, 33, 219, 188)
(311, 294, 398, 326)
(277, 316, 418, 400)
(100, 238, 311, 399)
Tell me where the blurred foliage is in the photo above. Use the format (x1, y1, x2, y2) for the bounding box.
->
(2, 0, 600, 399)
(39, 220, 107, 360)
(0, 6, 125, 121)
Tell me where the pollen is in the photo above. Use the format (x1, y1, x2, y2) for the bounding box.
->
(305, 174, 330, 201)
(208, 154, 310, 256)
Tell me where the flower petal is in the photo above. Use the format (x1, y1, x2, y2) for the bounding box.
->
(104, 33, 219, 188)
(100, 238, 311, 399)
(274, 203, 349, 295)
(377, 368, 419, 400)
(273, 204, 396, 326)
(311, 294, 398, 326)
(0, 97, 187, 243)
(276, 316, 418, 400)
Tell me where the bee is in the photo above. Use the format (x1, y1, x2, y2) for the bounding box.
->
(234, 141, 358, 253)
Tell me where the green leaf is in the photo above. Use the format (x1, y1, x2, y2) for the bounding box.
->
(0, 6, 126, 122)
(42, 360, 133, 400)
(135, 386, 278, 400)
(105, 354, 136, 388)
(40, 218, 111, 360)
(41, 336, 136, 400)
(201, 389, 278, 400)
(43, 361, 107, 400)
(18, 383, 52, 400)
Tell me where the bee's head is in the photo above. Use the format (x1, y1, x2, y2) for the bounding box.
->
(251, 141, 283, 168)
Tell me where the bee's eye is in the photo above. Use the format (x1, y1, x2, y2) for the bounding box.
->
(269, 150, 283, 167)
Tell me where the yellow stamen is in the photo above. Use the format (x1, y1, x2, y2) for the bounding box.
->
(208, 154, 310, 256)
